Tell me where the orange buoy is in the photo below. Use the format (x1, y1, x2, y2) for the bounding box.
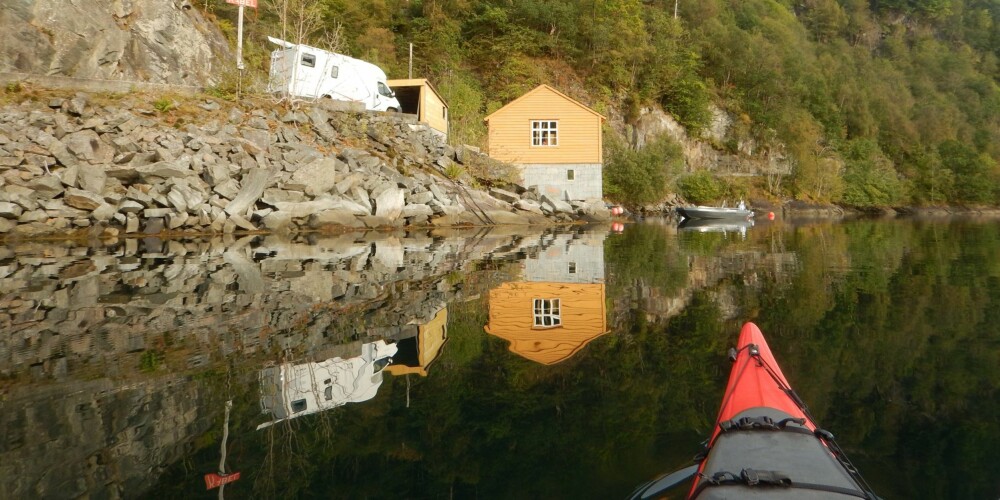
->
(768, 212, 775, 220)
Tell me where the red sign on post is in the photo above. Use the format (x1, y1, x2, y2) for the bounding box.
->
(225, 0, 257, 7)
(204, 472, 241, 490)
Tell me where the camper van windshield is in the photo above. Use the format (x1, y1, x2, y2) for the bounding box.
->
(377, 82, 394, 97)
(372, 357, 391, 373)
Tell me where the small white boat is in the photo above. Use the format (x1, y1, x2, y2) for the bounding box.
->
(676, 201, 753, 220)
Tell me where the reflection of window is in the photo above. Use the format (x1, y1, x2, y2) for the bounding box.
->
(533, 298, 561, 328)
(531, 120, 558, 146)
(324, 386, 333, 401)
(567, 169, 575, 180)
(301, 54, 316, 67)
(291, 399, 307, 413)
(330, 65, 339, 78)
(568, 262, 577, 274)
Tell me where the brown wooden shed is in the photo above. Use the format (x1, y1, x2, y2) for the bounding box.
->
(387, 78, 449, 139)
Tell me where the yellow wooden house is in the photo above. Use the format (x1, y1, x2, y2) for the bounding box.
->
(387, 78, 449, 139)
(484, 84, 606, 201)
(484, 281, 608, 365)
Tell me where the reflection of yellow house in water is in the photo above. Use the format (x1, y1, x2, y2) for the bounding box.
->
(485, 282, 607, 365)
(387, 307, 448, 376)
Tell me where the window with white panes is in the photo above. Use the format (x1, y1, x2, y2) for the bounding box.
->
(531, 120, 558, 146)
(532, 298, 561, 328)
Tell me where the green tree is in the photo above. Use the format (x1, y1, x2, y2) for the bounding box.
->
(603, 134, 684, 206)
(939, 140, 999, 204)
(840, 139, 909, 206)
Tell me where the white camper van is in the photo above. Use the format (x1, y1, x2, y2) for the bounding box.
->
(267, 36, 401, 112)
(256, 340, 398, 430)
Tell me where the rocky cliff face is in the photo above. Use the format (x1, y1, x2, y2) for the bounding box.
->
(629, 105, 793, 182)
(0, 0, 230, 86)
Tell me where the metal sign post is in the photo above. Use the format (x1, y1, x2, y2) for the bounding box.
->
(226, 0, 258, 99)
(237, 4, 245, 70)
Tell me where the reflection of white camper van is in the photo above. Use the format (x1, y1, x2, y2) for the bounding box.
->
(266, 36, 401, 112)
(256, 340, 398, 430)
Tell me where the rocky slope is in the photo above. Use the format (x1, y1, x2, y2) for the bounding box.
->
(0, 91, 609, 241)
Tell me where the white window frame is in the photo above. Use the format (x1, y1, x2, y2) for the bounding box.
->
(532, 298, 562, 328)
(531, 120, 558, 147)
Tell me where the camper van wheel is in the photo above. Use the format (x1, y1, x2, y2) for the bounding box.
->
(387, 107, 399, 113)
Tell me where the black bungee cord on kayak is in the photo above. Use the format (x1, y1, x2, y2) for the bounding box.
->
(731, 343, 882, 500)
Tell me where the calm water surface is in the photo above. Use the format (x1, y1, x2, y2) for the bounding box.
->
(1, 218, 999, 499)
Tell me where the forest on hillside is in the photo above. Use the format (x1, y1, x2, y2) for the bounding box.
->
(204, 0, 1000, 208)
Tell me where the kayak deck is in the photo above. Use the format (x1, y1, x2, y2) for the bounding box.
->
(688, 323, 877, 499)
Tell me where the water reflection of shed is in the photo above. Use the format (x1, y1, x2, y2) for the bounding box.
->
(485, 282, 607, 365)
(387, 306, 449, 377)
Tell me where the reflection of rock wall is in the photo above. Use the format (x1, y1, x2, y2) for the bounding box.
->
(0, 227, 599, 498)
(614, 223, 799, 323)
(0, 376, 211, 499)
(0, 229, 567, 377)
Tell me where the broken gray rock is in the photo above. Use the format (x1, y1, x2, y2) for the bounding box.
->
(64, 188, 104, 210)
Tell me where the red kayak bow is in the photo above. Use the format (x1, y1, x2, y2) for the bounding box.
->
(686, 322, 878, 499)
(711, 322, 813, 440)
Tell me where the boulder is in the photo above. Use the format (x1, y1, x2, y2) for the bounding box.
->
(575, 198, 612, 222)
(26, 176, 65, 200)
(514, 199, 544, 215)
(0, 202, 24, 219)
(225, 168, 275, 216)
(134, 161, 193, 181)
(401, 204, 434, 218)
(374, 188, 404, 219)
(541, 195, 573, 214)
(407, 190, 434, 205)
(489, 188, 519, 204)
(261, 211, 294, 231)
(64, 188, 104, 210)
(91, 203, 116, 221)
(63, 130, 114, 164)
(290, 157, 340, 196)
(309, 210, 365, 229)
(273, 196, 368, 218)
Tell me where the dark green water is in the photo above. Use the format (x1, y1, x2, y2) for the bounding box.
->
(2, 219, 999, 499)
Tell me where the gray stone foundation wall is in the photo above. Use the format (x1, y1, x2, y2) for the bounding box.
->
(521, 163, 602, 201)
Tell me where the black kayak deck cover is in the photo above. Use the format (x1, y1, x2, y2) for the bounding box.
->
(692, 407, 868, 499)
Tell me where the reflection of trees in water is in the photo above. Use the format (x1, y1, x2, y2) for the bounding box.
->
(150, 221, 1000, 499)
(749, 220, 1000, 500)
